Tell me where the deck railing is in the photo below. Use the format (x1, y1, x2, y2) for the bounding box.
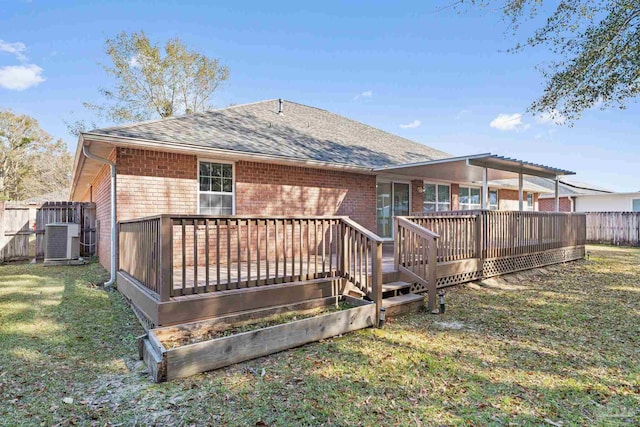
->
(404, 215, 478, 262)
(394, 217, 439, 310)
(412, 210, 586, 260)
(118, 215, 383, 309)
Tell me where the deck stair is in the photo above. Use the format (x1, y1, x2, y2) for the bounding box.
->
(382, 293, 425, 317)
(382, 280, 412, 297)
(378, 276, 426, 317)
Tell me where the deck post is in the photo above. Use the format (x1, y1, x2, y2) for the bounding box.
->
(554, 177, 560, 212)
(393, 217, 400, 270)
(158, 215, 173, 302)
(372, 241, 383, 324)
(481, 167, 489, 209)
(518, 172, 524, 211)
(427, 236, 438, 311)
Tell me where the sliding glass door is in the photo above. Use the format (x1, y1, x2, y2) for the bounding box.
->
(376, 181, 410, 238)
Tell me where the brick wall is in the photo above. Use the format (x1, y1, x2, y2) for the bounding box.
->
(498, 189, 540, 211)
(539, 196, 573, 212)
(235, 161, 377, 231)
(410, 180, 423, 214)
(116, 148, 198, 220)
(79, 149, 115, 271)
(98, 149, 379, 271)
(450, 183, 460, 211)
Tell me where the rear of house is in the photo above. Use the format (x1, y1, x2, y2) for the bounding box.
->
(70, 99, 567, 272)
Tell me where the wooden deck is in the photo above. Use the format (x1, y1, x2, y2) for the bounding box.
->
(118, 211, 586, 327)
(172, 246, 397, 291)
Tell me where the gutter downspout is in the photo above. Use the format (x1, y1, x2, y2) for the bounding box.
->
(82, 144, 117, 287)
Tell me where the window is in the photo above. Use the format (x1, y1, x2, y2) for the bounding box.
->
(459, 187, 481, 210)
(423, 183, 450, 212)
(198, 161, 234, 215)
(633, 199, 640, 212)
(489, 190, 499, 210)
(526, 193, 534, 211)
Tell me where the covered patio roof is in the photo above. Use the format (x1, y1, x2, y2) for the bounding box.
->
(373, 153, 575, 181)
(375, 153, 574, 211)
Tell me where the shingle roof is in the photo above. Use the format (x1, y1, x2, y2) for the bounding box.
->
(526, 176, 613, 197)
(87, 99, 452, 168)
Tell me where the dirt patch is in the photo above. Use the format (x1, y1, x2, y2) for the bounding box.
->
(157, 301, 355, 349)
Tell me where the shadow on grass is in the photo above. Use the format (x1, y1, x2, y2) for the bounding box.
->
(0, 262, 144, 425)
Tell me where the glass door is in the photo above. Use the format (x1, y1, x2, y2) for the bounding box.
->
(376, 181, 410, 238)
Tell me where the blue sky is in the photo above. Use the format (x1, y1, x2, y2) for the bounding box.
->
(2, 0, 638, 191)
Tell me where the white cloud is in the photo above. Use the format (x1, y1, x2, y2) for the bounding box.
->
(0, 40, 45, 91)
(0, 40, 27, 61)
(455, 109, 471, 120)
(535, 109, 566, 125)
(489, 113, 530, 131)
(400, 119, 421, 129)
(0, 64, 45, 90)
(354, 90, 372, 100)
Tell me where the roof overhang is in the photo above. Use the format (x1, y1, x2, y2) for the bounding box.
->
(373, 153, 575, 181)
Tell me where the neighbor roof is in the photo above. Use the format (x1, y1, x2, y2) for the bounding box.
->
(528, 177, 614, 198)
(85, 99, 453, 168)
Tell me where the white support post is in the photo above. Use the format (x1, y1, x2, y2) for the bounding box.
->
(554, 177, 560, 212)
(518, 172, 524, 212)
(482, 167, 489, 210)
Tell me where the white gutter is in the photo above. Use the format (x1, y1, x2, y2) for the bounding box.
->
(82, 144, 117, 287)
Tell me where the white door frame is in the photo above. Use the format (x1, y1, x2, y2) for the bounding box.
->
(376, 179, 412, 240)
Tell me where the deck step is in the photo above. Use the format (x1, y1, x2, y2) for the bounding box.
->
(382, 293, 424, 317)
(382, 281, 412, 293)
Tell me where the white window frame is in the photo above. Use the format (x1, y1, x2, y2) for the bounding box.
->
(423, 182, 451, 212)
(526, 192, 534, 211)
(632, 198, 640, 212)
(489, 189, 499, 210)
(459, 186, 482, 210)
(197, 159, 236, 215)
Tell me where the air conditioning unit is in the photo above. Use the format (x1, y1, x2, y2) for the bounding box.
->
(45, 223, 80, 261)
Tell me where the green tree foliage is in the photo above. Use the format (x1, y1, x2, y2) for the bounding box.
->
(466, 0, 639, 122)
(0, 110, 72, 201)
(84, 31, 230, 124)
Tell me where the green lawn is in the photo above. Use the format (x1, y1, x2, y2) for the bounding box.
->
(1, 245, 638, 426)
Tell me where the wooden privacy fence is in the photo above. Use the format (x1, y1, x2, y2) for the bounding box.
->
(119, 215, 384, 312)
(586, 212, 640, 246)
(0, 201, 96, 261)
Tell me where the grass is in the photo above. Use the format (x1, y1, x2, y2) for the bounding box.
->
(1, 245, 639, 426)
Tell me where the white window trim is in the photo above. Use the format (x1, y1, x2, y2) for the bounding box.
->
(459, 185, 482, 210)
(423, 181, 451, 212)
(489, 189, 499, 210)
(197, 158, 236, 215)
(631, 198, 640, 212)
(526, 192, 534, 211)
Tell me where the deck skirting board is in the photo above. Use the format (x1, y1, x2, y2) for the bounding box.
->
(405, 245, 585, 290)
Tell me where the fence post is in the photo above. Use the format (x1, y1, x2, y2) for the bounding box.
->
(0, 201, 4, 262)
(158, 215, 173, 302)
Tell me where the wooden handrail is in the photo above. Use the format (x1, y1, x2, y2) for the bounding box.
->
(341, 217, 385, 243)
(340, 217, 383, 322)
(396, 217, 440, 239)
(394, 217, 438, 311)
